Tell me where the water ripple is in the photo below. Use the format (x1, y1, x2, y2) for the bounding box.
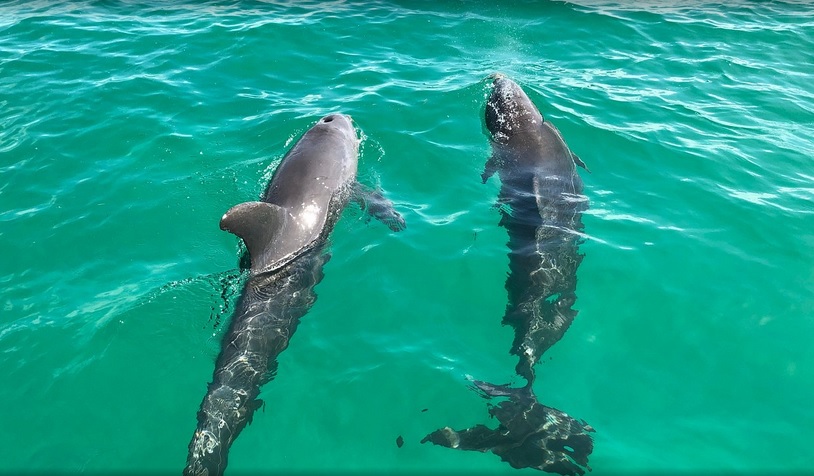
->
(2, 2, 814, 473)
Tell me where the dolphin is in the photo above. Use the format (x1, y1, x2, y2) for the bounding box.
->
(422, 75, 593, 475)
(483, 74, 590, 385)
(184, 113, 405, 476)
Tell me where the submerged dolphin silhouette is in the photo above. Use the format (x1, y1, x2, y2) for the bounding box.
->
(185, 113, 405, 476)
(423, 75, 593, 475)
(483, 74, 589, 385)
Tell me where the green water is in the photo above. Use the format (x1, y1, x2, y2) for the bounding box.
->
(2, 1, 813, 474)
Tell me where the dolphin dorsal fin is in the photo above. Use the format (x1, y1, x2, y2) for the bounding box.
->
(572, 153, 591, 173)
(220, 201, 288, 273)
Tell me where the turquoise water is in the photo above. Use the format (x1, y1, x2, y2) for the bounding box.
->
(2, 1, 814, 473)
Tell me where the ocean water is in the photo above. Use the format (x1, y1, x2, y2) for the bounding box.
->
(2, 1, 813, 474)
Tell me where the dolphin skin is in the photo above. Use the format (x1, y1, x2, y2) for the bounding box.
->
(185, 114, 405, 476)
(422, 76, 593, 475)
(483, 74, 589, 385)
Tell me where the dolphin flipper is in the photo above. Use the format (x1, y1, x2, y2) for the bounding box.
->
(482, 154, 499, 183)
(220, 201, 289, 272)
(572, 153, 590, 173)
(352, 182, 406, 232)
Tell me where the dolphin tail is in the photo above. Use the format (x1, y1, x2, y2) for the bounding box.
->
(184, 382, 263, 476)
(422, 380, 594, 476)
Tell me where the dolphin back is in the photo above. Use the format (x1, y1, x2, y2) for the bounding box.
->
(220, 114, 359, 275)
(220, 200, 312, 275)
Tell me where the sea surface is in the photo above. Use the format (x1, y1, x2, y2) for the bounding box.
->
(2, 1, 813, 474)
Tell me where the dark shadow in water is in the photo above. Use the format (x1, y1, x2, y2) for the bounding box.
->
(423, 380, 594, 476)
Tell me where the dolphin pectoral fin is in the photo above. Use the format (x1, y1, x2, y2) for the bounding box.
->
(572, 153, 590, 173)
(220, 201, 288, 271)
(352, 182, 406, 232)
(482, 154, 499, 183)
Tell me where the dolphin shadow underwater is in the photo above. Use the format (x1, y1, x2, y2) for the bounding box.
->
(422, 75, 594, 475)
(184, 113, 405, 476)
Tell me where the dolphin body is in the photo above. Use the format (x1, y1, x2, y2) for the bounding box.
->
(184, 114, 405, 476)
(422, 76, 593, 475)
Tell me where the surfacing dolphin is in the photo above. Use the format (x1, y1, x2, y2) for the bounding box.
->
(184, 113, 405, 476)
(422, 75, 593, 475)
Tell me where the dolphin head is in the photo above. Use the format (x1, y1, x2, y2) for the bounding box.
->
(484, 74, 544, 145)
(484, 74, 585, 178)
(313, 113, 359, 149)
(300, 113, 360, 172)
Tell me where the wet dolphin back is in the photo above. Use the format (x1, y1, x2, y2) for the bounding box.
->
(220, 114, 359, 275)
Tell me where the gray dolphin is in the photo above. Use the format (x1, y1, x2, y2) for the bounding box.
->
(483, 74, 589, 384)
(422, 75, 593, 475)
(184, 113, 405, 476)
